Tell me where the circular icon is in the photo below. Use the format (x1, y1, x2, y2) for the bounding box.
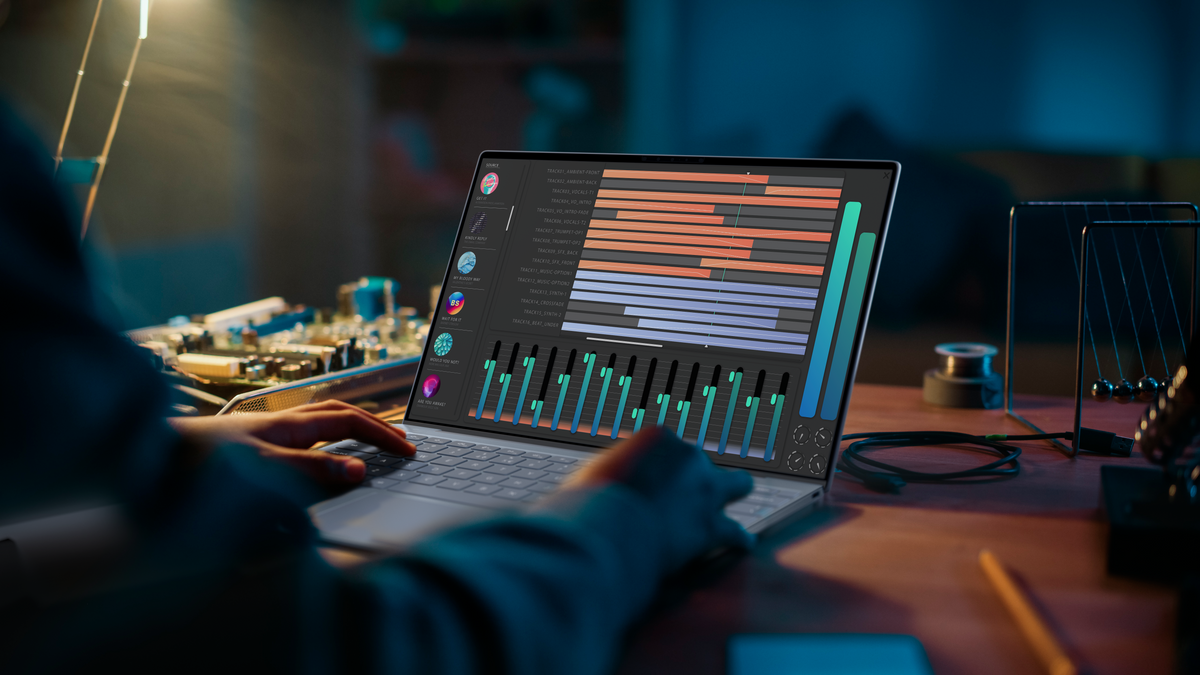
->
(808, 455, 827, 474)
(786, 450, 805, 472)
(480, 172, 499, 195)
(814, 428, 832, 448)
(457, 251, 477, 275)
(792, 425, 810, 445)
(445, 292, 465, 315)
(421, 374, 441, 398)
(433, 332, 453, 356)
(469, 212, 487, 234)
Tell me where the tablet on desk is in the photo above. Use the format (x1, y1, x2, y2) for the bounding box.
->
(728, 634, 933, 675)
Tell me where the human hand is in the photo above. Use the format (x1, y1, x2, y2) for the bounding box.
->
(565, 426, 754, 568)
(168, 401, 414, 485)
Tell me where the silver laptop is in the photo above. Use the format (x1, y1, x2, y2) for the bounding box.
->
(312, 151, 900, 549)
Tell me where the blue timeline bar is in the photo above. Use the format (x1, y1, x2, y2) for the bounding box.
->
(635, 319, 808, 344)
(570, 291, 780, 317)
(799, 202, 861, 418)
(820, 233, 877, 420)
(623, 307, 778, 329)
(575, 270, 820, 298)
(572, 282, 818, 309)
(561, 323, 806, 356)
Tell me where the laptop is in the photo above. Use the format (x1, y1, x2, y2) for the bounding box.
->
(311, 151, 900, 549)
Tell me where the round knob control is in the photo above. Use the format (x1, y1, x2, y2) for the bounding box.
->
(792, 425, 810, 445)
(808, 454, 827, 474)
(785, 450, 805, 472)
(814, 427, 832, 448)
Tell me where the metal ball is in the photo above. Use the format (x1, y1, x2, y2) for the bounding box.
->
(1091, 378, 1113, 402)
(1159, 378, 1170, 395)
(1135, 376, 1159, 402)
(1113, 379, 1134, 404)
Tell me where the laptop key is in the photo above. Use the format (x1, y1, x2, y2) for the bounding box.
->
(447, 441, 475, 448)
(492, 455, 524, 466)
(464, 451, 497, 461)
(494, 448, 524, 456)
(366, 465, 396, 477)
(410, 452, 436, 462)
(461, 460, 489, 471)
(523, 452, 549, 460)
(418, 464, 454, 476)
(437, 479, 473, 491)
(446, 469, 479, 480)
(431, 456, 466, 467)
(511, 469, 547, 480)
(464, 483, 501, 496)
(369, 478, 398, 489)
(547, 456, 576, 464)
(476, 445, 502, 452)
(367, 455, 404, 467)
(400, 461, 428, 471)
(389, 470, 417, 482)
(496, 488, 529, 501)
(439, 447, 473, 457)
(529, 482, 558, 493)
(500, 477, 536, 489)
(544, 463, 575, 474)
(472, 473, 507, 485)
(325, 448, 374, 459)
(336, 441, 381, 454)
(518, 459, 551, 470)
(404, 434, 427, 442)
(542, 473, 567, 484)
(411, 474, 445, 486)
(483, 464, 519, 475)
(425, 437, 451, 445)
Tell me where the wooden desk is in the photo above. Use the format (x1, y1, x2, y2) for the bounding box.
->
(616, 383, 1174, 675)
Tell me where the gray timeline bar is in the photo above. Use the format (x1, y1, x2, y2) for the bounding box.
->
(778, 308, 815, 321)
(721, 270, 821, 287)
(749, 250, 826, 264)
(715, 204, 836, 220)
(581, 249, 704, 267)
(566, 300, 627, 316)
(733, 216, 833, 230)
(564, 311, 640, 327)
(776, 320, 813, 332)
(750, 240, 829, 253)
(767, 175, 844, 187)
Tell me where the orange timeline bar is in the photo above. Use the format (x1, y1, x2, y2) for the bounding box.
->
(578, 260, 713, 278)
(597, 189, 839, 209)
(700, 259, 824, 276)
(594, 199, 716, 213)
(588, 219, 832, 242)
(615, 210, 725, 224)
(586, 230, 754, 248)
(584, 240, 753, 259)
(603, 169, 769, 184)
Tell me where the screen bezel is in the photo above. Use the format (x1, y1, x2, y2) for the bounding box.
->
(404, 150, 900, 493)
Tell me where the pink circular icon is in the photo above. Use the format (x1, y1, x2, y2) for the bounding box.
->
(480, 172, 499, 195)
(421, 374, 441, 398)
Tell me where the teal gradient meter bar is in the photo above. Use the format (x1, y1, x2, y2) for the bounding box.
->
(763, 372, 790, 462)
(610, 356, 637, 438)
(739, 370, 767, 458)
(632, 358, 658, 432)
(550, 349, 576, 431)
(695, 365, 722, 450)
(820, 233, 877, 420)
(475, 340, 503, 419)
(799, 202, 861, 418)
(492, 343, 521, 423)
(717, 368, 744, 455)
(530, 347, 557, 428)
(676, 362, 700, 438)
(590, 353, 618, 436)
(655, 360, 679, 426)
(511, 345, 538, 425)
(570, 352, 597, 434)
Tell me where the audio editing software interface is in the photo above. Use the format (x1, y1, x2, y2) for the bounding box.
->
(408, 157, 892, 479)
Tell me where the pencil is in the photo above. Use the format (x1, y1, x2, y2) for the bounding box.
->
(979, 549, 1077, 675)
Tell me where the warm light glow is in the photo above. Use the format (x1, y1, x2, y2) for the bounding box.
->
(139, 0, 148, 39)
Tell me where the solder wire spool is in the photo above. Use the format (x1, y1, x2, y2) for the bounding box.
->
(923, 342, 1003, 409)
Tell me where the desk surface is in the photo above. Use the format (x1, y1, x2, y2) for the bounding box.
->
(615, 383, 1173, 675)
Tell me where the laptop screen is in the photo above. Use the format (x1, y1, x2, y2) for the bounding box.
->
(406, 152, 898, 482)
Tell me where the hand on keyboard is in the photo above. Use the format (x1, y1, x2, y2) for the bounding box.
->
(564, 426, 755, 567)
(168, 401, 415, 485)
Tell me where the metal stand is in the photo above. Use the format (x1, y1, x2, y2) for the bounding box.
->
(1005, 203, 1200, 456)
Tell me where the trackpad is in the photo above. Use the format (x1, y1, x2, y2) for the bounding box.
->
(313, 490, 492, 550)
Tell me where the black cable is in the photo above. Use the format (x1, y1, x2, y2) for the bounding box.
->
(836, 430, 1074, 493)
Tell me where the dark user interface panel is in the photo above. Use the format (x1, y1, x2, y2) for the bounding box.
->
(408, 156, 892, 480)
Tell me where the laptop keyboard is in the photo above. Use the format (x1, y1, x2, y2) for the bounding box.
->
(321, 435, 804, 528)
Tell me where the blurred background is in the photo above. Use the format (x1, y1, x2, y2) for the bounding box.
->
(2, 0, 1198, 390)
